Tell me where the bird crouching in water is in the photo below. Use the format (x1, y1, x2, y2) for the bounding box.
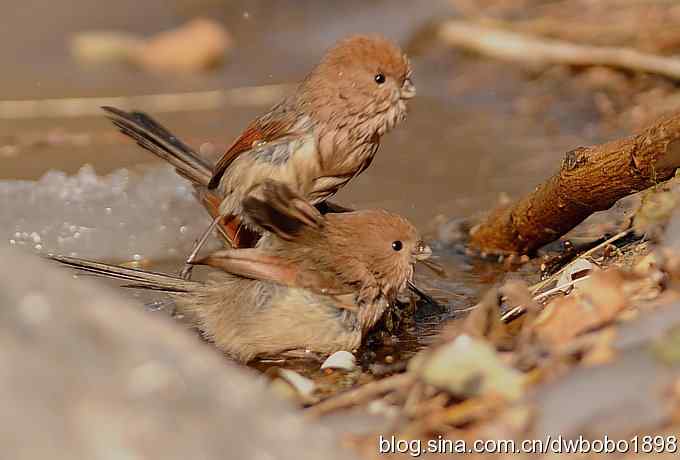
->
(102, 34, 415, 276)
(49, 181, 431, 363)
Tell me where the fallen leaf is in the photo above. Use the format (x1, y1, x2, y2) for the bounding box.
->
(477, 404, 533, 440)
(634, 180, 680, 239)
(415, 334, 524, 401)
(535, 270, 629, 347)
(650, 325, 680, 365)
(500, 279, 540, 312)
(581, 328, 617, 366)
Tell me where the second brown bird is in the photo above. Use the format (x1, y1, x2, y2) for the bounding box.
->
(50, 181, 431, 362)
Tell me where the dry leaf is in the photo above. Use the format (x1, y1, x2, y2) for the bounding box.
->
(634, 180, 680, 239)
(633, 252, 660, 277)
(535, 270, 629, 347)
(477, 404, 533, 440)
(416, 334, 524, 401)
(581, 328, 617, 366)
(650, 325, 680, 366)
(500, 279, 539, 312)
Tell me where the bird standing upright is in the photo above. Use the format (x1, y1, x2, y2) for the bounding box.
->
(104, 34, 415, 278)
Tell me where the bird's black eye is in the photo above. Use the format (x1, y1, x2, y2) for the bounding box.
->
(392, 240, 403, 251)
(374, 73, 386, 84)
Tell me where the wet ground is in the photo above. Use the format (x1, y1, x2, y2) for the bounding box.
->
(1, 1, 615, 372)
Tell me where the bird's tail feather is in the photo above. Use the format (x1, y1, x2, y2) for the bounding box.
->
(102, 106, 213, 187)
(48, 254, 200, 293)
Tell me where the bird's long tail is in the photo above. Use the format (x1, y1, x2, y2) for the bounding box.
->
(102, 106, 213, 187)
(102, 105, 252, 248)
(48, 254, 200, 293)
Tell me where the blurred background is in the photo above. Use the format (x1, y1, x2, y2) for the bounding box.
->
(0, 0, 607, 227)
(3, 0, 679, 337)
(3, 4, 680, 457)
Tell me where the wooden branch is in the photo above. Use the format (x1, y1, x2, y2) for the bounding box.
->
(439, 21, 680, 80)
(469, 113, 680, 254)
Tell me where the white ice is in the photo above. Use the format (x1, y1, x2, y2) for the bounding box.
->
(0, 165, 219, 262)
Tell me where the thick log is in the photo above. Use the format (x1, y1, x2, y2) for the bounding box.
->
(469, 113, 680, 254)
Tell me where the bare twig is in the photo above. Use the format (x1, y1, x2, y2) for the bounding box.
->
(401, 396, 503, 435)
(530, 229, 634, 295)
(501, 229, 635, 322)
(439, 21, 680, 80)
(304, 373, 415, 418)
(501, 276, 592, 323)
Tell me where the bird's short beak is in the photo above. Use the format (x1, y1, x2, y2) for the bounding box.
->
(401, 78, 416, 99)
(413, 242, 431, 261)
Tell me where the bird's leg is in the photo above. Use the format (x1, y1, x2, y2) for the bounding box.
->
(180, 215, 223, 280)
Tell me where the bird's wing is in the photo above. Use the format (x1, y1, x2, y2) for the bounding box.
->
(208, 117, 300, 189)
(195, 248, 351, 296)
(241, 179, 323, 240)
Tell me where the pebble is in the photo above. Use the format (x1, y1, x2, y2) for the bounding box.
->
(321, 351, 357, 371)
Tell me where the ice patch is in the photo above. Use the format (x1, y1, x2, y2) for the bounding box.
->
(0, 165, 219, 261)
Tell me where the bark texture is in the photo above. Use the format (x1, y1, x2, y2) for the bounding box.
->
(469, 114, 680, 254)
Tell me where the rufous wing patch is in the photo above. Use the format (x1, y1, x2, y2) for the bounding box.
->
(194, 187, 259, 249)
(195, 249, 299, 285)
(208, 119, 297, 189)
(194, 248, 353, 298)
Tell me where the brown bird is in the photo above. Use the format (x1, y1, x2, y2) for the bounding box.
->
(103, 34, 414, 277)
(49, 181, 431, 362)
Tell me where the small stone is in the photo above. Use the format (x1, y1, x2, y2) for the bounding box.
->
(321, 351, 357, 371)
(134, 19, 232, 74)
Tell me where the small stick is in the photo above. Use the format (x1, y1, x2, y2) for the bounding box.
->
(304, 373, 415, 418)
(501, 275, 592, 323)
(402, 381, 425, 417)
(501, 230, 635, 322)
(401, 396, 502, 436)
(529, 229, 634, 295)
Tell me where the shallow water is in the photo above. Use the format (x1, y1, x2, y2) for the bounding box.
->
(1, 0, 608, 374)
